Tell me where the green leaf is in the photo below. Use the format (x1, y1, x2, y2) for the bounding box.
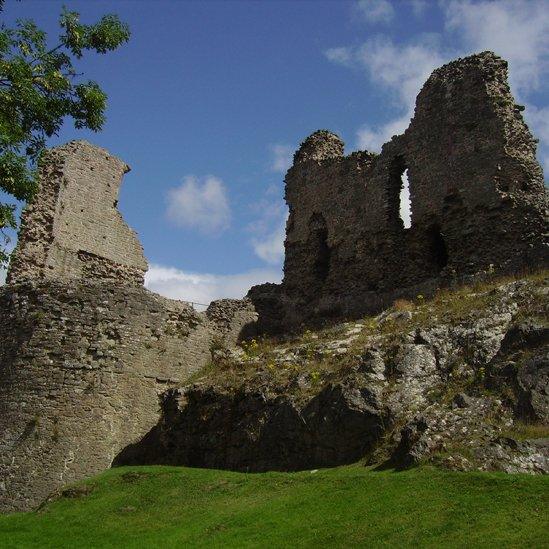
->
(0, 7, 130, 267)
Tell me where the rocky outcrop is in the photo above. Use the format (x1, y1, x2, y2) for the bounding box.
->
(116, 276, 549, 475)
(114, 374, 386, 472)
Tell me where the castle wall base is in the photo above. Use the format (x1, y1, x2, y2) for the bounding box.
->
(0, 282, 255, 512)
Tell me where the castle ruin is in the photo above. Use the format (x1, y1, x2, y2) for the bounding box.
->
(0, 51, 547, 512)
(249, 52, 548, 331)
(0, 141, 256, 512)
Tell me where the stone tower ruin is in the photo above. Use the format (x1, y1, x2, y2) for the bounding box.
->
(249, 52, 548, 331)
(7, 141, 147, 285)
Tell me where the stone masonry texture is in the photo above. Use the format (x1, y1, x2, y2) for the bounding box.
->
(249, 52, 549, 332)
(7, 141, 148, 285)
(0, 145, 256, 513)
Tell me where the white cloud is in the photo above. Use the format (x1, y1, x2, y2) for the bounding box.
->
(355, 0, 394, 24)
(353, 36, 446, 111)
(270, 144, 294, 173)
(324, 47, 352, 66)
(166, 175, 231, 234)
(145, 263, 282, 308)
(252, 217, 286, 265)
(525, 104, 549, 146)
(356, 114, 411, 151)
(444, 0, 549, 95)
(247, 197, 288, 265)
(327, 36, 447, 151)
(524, 104, 549, 173)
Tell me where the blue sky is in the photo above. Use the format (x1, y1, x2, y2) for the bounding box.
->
(1, 0, 548, 303)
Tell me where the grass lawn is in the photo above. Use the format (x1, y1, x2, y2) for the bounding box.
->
(0, 465, 547, 548)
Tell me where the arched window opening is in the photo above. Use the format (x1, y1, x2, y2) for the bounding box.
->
(314, 227, 330, 282)
(399, 169, 412, 229)
(427, 224, 448, 272)
(388, 156, 412, 230)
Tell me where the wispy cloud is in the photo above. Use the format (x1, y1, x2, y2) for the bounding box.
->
(354, 0, 394, 24)
(324, 47, 352, 65)
(247, 197, 287, 266)
(357, 115, 411, 152)
(269, 144, 294, 173)
(252, 216, 286, 265)
(410, 0, 427, 17)
(145, 263, 281, 307)
(166, 175, 231, 235)
(326, 35, 446, 151)
(326, 0, 549, 172)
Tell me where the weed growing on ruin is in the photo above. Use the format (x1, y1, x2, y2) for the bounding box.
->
(392, 299, 415, 312)
(502, 421, 549, 441)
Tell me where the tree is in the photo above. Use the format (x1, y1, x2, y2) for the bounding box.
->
(0, 3, 130, 265)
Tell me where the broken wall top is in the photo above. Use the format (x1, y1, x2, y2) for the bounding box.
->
(271, 51, 548, 326)
(7, 140, 147, 285)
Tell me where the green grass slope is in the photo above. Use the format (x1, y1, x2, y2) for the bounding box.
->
(1, 466, 547, 548)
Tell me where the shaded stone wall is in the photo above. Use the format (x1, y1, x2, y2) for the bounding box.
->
(250, 52, 548, 331)
(0, 282, 256, 512)
(7, 141, 148, 285)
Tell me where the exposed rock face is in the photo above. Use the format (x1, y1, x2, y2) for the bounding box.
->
(0, 144, 256, 513)
(116, 277, 549, 476)
(114, 375, 386, 472)
(250, 52, 548, 332)
(7, 141, 147, 285)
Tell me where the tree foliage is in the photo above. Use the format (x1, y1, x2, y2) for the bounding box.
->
(0, 4, 130, 265)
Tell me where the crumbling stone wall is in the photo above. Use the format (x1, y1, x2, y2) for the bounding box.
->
(7, 141, 148, 285)
(0, 282, 211, 512)
(0, 143, 256, 513)
(250, 52, 548, 331)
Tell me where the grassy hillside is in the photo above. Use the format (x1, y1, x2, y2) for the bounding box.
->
(1, 465, 547, 548)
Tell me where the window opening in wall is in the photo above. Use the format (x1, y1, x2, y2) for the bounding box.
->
(427, 224, 448, 272)
(399, 169, 412, 229)
(314, 226, 330, 282)
(388, 155, 412, 231)
(309, 213, 330, 284)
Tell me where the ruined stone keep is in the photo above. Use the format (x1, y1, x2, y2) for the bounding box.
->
(249, 52, 548, 331)
(0, 51, 547, 513)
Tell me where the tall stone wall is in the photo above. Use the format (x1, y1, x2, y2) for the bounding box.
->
(249, 52, 549, 331)
(7, 141, 148, 285)
(0, 282, 212, 512)
(0, 143, 257, 513)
